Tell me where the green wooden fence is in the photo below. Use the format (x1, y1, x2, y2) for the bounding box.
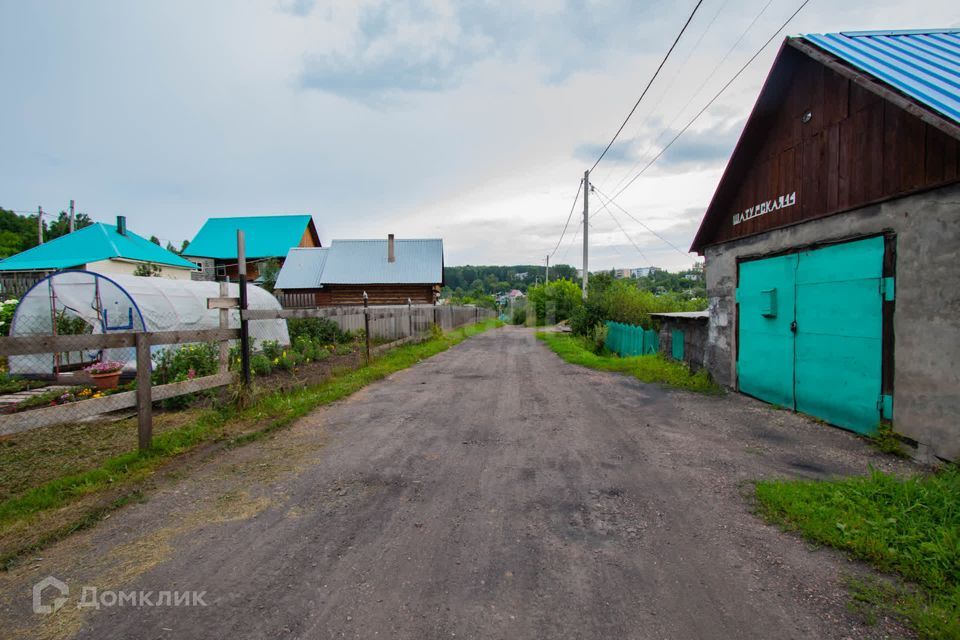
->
(604, 321, 659, 357)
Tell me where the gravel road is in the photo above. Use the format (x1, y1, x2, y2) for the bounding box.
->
(3, 326, 918, 640)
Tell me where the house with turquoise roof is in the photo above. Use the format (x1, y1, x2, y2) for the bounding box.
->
(182, 215, 321, 282)
(0, 215, 197, 288)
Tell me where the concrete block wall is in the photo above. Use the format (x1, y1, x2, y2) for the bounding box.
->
(703, 182, 960, 462)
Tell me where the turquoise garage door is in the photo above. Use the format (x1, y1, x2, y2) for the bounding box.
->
(737, 236, 888, 434)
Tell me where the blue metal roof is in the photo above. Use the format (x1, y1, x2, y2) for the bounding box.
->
(274, 239, 443, 289)
(183, 215, 316, 259)
(801, 29, 960, 126)
(0, 223, 198, 271)
(274, 247, 329, 289)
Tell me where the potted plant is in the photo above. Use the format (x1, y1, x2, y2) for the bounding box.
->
(84, 360, 125, 390)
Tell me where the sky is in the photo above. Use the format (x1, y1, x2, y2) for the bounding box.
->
(1, 1, 957, 272)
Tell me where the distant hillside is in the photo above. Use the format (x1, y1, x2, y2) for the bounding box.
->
(443, 264, 578, 296)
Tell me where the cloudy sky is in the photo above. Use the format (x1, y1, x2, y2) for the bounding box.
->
(1, 1, 957, 271)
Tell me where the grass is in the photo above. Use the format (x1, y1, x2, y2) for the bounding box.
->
(872, 422, 909, 458)
(755, 467, 960, 639)
(0, 319, 502, 567)
(536, 331, 721, 394)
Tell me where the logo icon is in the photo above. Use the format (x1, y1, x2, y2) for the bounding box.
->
(33, 576, 69, 615)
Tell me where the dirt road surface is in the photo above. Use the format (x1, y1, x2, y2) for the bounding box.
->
(2, 326, 918, 639)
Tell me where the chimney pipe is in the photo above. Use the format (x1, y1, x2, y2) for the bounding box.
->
(116, 215, 127, 236)
(388, 233, 395, 263)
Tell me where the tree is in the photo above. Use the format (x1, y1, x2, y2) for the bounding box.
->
(526, 279, 583, 324)
(149, 235, 161, 245)
(259, 259, 281, 292)
(133, 262, 163, 277)
(45, 211, 92, 240)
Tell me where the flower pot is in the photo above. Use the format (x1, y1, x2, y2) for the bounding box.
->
(90, 371, 121, 390)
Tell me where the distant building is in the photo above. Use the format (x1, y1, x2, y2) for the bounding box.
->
(631, 266, 660, 278)
(0, 216, 197, 285)
(274, 235, 443, 306)
(182, 214, 320, 282)
(514, 272, 529, 281)
(612, 267, 659, 279)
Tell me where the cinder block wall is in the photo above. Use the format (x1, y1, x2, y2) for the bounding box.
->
(703, 182, 960, 462)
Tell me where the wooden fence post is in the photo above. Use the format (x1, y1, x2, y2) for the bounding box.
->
(363, 291, 371, 362)
(407, 298, 413, 338)
(135, 332, 153, 451)
(218, 281, 230, 374)
(237, 230, 251, 387)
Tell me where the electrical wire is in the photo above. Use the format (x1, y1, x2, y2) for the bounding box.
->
(593, 195, 653, 265)
(592, 185, 691, 258)
(548, 178, 583, 258)
(589, 0, 705, 173)
(610, 0, 812, 201)
(605, 0, 776, 196)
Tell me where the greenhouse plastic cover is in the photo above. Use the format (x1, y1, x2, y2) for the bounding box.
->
(9, 271, 289, 375)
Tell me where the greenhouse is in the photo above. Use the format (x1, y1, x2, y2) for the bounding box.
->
(8, 270, 289, 377)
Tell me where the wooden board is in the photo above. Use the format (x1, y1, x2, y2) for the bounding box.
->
(0, 372, 234, 437)
(0, 328, 240, 357)
(693, 42, 960, 252)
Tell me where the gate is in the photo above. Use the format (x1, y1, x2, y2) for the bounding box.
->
(737, 236, 889, 434)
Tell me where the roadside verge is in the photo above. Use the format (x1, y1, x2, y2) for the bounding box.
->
(0, 320, 503, 569)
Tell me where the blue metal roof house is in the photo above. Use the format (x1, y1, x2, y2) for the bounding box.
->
(182, 214, 321, 282)
(0, 215, 197, 282)
(275, 235, 443, 306)
(689, 29, 960, 462)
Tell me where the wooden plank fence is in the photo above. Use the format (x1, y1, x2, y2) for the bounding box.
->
(0, 303, 495, 447)
(0, 328, 239, 444)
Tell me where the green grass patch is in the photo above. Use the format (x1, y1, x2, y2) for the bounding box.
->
(755, 467, 960, 639)
(536, 331, 721, 394)
(0, 320, 502, 566)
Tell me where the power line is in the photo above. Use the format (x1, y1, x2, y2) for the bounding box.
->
(592, 185, 691, 258)
(605, 0, 775, 196)
(610, 0, 812, 200)
(593, 195, 652, 265)
(589, 0, 705, 173)
(549, 179, 583, 258)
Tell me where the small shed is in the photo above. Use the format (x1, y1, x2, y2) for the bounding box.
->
(650, 311, 709, 371)
(690, 29, 960, 461)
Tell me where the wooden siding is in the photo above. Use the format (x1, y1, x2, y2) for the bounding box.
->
(278, 284, 439, 307)
(694, 43, 960, 250)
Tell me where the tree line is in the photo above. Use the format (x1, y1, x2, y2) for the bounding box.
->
(0, 206, 94, 258)
(442, 264, 578, 297)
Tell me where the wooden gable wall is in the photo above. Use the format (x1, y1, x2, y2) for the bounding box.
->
(694, 42, 960, 250)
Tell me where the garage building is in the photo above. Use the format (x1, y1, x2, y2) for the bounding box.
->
(690, 29, 960, 462)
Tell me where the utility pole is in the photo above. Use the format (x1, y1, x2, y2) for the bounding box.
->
(69, 199, 75, 233)
(37, 206, 44, 245)
(581, 170, 589, 300)
(545, 254, 549, 284)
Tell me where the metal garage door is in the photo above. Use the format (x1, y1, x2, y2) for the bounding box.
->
(737, 236, 888, 434)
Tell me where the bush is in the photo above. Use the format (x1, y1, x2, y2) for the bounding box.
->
(526, 279, 582, 325)
(288, 317, 349, 345)
(250, 354, 272, 376)
(151, 343, 218, 385)
(571, 280, 707, 337)
(0, 298, 17, 337)
(260, 340, 283, 362)
(511, 306, 527, 325)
